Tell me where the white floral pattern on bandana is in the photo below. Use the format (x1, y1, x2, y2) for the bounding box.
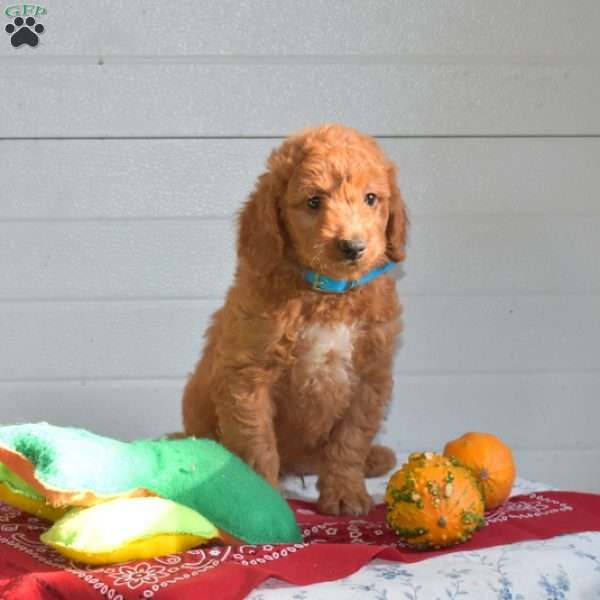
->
(107, 563, 168, 590)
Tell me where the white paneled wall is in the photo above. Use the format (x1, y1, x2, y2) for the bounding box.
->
(0, 2, 598, 491)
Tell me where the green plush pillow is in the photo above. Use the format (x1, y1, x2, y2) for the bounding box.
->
(41, 497, 219, 565)
(0, 423, 302, 544)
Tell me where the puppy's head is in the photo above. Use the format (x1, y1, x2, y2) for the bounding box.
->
(238, 123, 408, 280)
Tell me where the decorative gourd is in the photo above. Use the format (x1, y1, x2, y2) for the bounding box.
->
(385, 452, 485, 549)
(444, 432, 516, 510)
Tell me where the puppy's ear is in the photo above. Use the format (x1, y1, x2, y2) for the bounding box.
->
(385, 162, 409, 262)
(237, 139, 304, 274)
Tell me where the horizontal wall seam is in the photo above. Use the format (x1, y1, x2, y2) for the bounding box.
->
(0, 369, 599, 384)
(1, 134, 600, 141)
(0, 291, 599, 303)
(0, 54, 599, 66)
(0, 212, 599, 223)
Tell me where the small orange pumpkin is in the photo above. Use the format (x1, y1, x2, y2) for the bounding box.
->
(385, 452, 485, 549)
(444, 432, 516, 510)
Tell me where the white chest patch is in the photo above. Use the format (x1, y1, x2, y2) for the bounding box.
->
(297, 323, 356, 386)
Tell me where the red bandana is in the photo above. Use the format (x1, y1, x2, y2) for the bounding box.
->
(1, 491, 599, 600)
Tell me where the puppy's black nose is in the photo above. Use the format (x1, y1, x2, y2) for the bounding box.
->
(337, 239, 367, 260)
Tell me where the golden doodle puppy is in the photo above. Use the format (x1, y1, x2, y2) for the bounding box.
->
(183, 123, 408, 516)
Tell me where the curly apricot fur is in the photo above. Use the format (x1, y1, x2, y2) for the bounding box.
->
(182, 124, 408, 516)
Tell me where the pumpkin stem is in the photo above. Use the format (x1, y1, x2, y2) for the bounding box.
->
(479, 468, 489, 481)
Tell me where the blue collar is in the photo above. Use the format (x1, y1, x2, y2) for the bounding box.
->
(303, 261, 397, 293)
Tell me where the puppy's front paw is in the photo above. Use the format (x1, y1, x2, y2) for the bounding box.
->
(317, 479, 374, 516)
(245, 455, 280, 489)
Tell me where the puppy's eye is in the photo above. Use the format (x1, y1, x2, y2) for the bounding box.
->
(364, 193, 378, 207)
(307, 196, 321, 210)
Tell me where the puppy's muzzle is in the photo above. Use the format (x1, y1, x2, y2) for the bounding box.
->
(337, 239, 367, 261)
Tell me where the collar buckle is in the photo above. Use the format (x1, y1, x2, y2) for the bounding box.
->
(312, 273, 324, 290)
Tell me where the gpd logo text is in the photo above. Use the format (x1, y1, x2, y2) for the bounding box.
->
(4, 4, 46, 17)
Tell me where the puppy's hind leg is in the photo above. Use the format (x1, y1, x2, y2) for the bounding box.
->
(365, 444, 396, 477)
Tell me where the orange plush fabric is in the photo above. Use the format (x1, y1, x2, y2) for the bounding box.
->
(183, 124, 408, 516)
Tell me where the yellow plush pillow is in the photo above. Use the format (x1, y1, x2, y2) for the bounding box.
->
(0, 463, 68, 522)
(0, 481, 67, 521)
(41, 496, 221, 565)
